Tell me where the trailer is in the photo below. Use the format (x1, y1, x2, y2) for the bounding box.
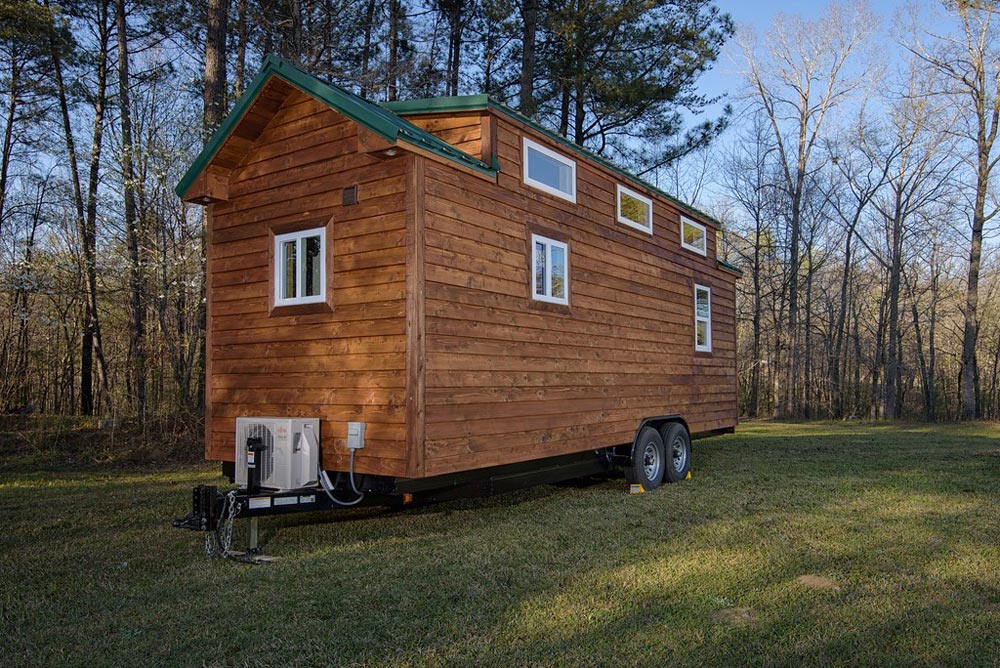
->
(173, 57, 739, 559)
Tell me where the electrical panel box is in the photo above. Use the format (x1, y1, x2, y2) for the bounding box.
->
(347, 421, 366, 450)
(235, 417, 320, 491)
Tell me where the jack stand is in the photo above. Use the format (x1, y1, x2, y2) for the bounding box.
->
(248, 517, 259, 554)
(233, 517, 273, 564)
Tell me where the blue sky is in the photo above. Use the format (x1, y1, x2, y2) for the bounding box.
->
(699, 0, 906, 108)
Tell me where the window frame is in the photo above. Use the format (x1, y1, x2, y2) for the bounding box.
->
(531, 233, 570, 306)
(616, 184, 654, 234)
(273, 226, 327, 307)
(680, 216, 708, 256)
(694, 284, 712, 352)
(522, 137, 577, 203)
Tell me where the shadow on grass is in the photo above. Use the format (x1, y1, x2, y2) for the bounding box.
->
(2, 422, 999, 667)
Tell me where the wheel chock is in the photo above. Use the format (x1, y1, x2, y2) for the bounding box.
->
(629, 484, 646, 494)
(685, 471, 692, 480)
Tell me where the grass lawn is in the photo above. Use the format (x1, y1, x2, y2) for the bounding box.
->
(2, 421, 999, 667)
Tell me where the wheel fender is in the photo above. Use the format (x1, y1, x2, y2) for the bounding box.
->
(629, 414, 688, 460)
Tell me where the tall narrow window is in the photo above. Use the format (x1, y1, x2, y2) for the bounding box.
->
(531, 234, 569, 305)
(523, 137, 576, 202)
(616, 184, 653, 233)
(681, 216, 707, 255)
(694, 284, 711, 352)
(274, 227, 326, 306)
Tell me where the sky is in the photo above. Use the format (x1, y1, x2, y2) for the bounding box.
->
(700, 0, 906, 111)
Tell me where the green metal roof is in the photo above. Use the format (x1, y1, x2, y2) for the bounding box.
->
(383, 95, 724, 229)
(176, 57, 495, 199)
(717, 258, 743, 276)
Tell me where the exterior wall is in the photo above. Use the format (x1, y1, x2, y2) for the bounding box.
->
(206, 91, 410, 477)
(419, 112, 738, 477)
(401, 112, 484, 160)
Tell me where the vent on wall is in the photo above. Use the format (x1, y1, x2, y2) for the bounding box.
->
(342, 185, 358, 206)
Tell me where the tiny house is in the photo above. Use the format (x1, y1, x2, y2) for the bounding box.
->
(176, 56, 738, 529)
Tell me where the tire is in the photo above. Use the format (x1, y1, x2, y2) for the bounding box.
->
(625, 427, 666, 490)
(660, 422, 691, 483)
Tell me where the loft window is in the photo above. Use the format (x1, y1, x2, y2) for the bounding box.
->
(695, 284, 712, 352)
(523, 137, 576, 202)
(531, 234, 569, 305)
(681, 216, 707, 255)
(617, 184, 653, 233)
(274, 227, 326, 306)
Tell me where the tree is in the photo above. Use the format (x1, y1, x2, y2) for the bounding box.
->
(908, 0, 1000, 419)
(531, 0, 732, 169)
(738, 1, 878, 416)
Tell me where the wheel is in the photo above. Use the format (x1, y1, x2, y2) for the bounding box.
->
(625, 427, 666, 490)
(660, 422, 691, 483)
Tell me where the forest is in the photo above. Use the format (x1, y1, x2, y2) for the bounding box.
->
(0, 0, 997, 430)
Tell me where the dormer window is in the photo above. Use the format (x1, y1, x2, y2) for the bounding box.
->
(681, 216, 707, 256)
(523, 137, 576, 202)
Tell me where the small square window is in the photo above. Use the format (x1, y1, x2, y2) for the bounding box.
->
(531, 234, 569, 305)
(616, 185, 653, 233)
(274, 227, 326, 307)
(695, 284, 711, 352)
(681, 216, 707, 256)
(523, 137, 576, 202)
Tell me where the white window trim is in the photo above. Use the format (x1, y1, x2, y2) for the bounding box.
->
(522, 137, 577, 203)
(531, 233, 570, 306)
(274, 227, 327, 307)
(695, 284, 712, 352)
(616, 184, 653, 234)
(681, 216, 708, 256)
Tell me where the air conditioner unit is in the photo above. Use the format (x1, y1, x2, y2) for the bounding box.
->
(235, 417, 320, 492)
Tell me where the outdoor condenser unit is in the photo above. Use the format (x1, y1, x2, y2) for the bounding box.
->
(235, 417, 320, 492)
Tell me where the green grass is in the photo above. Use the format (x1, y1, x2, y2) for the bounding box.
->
(2, 421, 999, 667)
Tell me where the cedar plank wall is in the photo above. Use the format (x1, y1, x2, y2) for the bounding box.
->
(207, 90, 410, 477)
(419, 111, 737, 477)
(400, 112, 483, 159)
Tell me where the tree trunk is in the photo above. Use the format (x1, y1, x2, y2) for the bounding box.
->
(388, 0, 399, 101)
(49, 12, 95, 415)
(204, 0, 229, 137)
(0, 57, 19, 239)
(234, 0, 247, 97)
(518, 0, 537, 116)
(359, 0, 377, 96)
(885, 210, 903, 419)
(117, 0, 146, 418)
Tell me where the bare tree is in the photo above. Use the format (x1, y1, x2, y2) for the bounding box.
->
(738, 1, 879, 416)
(907, 0, 1000, 418)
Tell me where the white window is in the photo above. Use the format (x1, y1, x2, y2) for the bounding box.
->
(681, 216, 707, 256)
(531, 234, 569, 305)
(523, 137, 576, 202)
(274, 227, 326, 306)
(616, 184, 653, 233)
(695, 284, 711, 352)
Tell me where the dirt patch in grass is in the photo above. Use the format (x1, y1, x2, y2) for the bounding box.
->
(795, 574, 842, 591)
(712, 606, 756, 626)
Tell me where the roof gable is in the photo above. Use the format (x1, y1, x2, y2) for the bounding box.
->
(176, 56, 495, 201)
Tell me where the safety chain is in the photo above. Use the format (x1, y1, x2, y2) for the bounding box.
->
(205, 490, 244, 561)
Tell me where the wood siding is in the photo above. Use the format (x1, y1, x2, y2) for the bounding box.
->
(419, 112, 737, 477)
(206, 90, 410, 477)
(203, 90, 736, 482)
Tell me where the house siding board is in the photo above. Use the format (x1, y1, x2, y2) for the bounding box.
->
(205, 94, 409, 477)
(419, 114, 736, 478)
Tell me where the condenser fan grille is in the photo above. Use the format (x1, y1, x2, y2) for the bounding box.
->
(245, 423, 275, 482)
